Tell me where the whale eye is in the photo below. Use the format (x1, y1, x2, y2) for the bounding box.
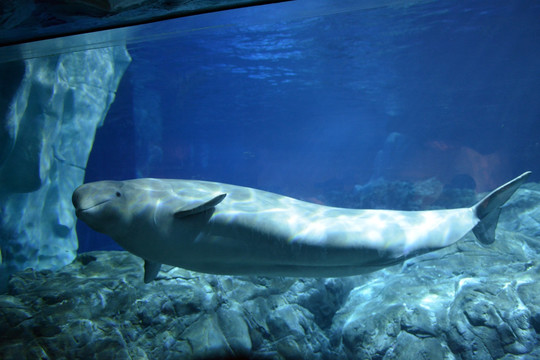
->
(115, 191, 121, 197)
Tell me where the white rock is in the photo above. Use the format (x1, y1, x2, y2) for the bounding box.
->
(0, 46, 131, 290)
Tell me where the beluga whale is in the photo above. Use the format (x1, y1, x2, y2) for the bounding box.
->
(72, 172, 531, 283)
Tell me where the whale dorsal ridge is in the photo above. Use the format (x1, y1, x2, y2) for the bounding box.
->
(174, 193, 227, 218)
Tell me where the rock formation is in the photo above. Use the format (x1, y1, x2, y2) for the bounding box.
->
(0, 46, 131, 291)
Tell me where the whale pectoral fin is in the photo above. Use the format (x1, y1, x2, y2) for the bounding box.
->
(174, 193, 227, 218)
(144, 259, 162, 283)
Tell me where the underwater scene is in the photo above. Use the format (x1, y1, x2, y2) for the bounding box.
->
(1, 0, 540, 359)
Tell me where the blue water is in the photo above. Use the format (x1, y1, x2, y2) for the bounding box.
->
(78, 0, 540, 252)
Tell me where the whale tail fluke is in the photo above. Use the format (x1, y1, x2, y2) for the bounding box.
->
(472, 171, 531, 244)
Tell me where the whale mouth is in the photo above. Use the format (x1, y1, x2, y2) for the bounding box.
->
(75, 199, 111, 217)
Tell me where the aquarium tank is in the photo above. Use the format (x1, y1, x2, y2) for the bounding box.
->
(0, 0, 539, 359)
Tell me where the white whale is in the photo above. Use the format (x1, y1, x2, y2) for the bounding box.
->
(73, 172, 530, 282)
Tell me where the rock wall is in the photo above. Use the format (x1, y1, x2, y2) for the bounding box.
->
(0, 46, 131, 291)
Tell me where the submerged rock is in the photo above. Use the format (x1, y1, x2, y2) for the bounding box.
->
(0, 251, 342, 359)
(0, 186, 539, 359)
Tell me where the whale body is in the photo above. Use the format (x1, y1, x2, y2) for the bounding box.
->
(72, 172, 530, 282)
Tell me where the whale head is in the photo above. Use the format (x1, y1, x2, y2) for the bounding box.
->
(72, 181, 131, 238)
(73, 179, 228, 256)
